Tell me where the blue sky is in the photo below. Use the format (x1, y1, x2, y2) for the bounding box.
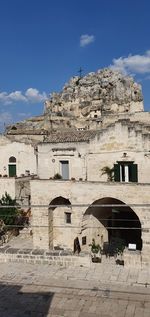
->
(0, 0, 150, 130)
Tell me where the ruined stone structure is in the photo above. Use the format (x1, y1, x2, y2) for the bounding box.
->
(1, 68, 150, 265)
(6, 68, 144, 136)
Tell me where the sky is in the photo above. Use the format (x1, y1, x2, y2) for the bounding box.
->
(0, 0, 150, 131)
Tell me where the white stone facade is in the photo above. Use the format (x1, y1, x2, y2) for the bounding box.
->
(37, 119, 150, 183)
(0, 136, 37, 177)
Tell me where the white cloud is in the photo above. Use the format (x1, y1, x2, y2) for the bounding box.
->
(0, 88, 47, 105)
(8, 91, 27, 104)
(80, 34, 95, 47)
(0, 112, 13, 130)
(111, 50, 150, 75)
(25, 88, 47, 103)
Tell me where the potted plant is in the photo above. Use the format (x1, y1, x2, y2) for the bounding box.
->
(53, 173, 62, 180)
(101, 166, 114, 181)
(114, 238, 125, 265)
(90, 239, 101, 263)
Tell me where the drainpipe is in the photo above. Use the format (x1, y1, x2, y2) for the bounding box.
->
(34, 146, 38, 176)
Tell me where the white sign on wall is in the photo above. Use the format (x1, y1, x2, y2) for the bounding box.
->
(128, 243, 136, 250)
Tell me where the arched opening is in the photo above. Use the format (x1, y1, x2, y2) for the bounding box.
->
(11, 126, 17, 130)
(8, 156, 17, 177)
(83, 197, 142, 254)
(9, 156, 16, 163)
(48, 196, 71, 249)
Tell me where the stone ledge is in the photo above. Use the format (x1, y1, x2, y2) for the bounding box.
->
(0, 246, 91, 267)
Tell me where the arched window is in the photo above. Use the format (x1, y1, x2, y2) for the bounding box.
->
(9, 156, 16, 163)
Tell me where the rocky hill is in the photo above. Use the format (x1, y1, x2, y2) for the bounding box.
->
(45, 68, 143, 117)
(5, 68, 144, 140)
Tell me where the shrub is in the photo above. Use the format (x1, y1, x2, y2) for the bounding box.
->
(101, 166, 114, 181)
(0, 192, 19, 227)
(53, 173, 62, 180)
(89, 238, 101, 254)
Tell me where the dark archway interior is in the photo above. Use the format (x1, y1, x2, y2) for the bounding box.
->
(85, 197, 142, 251)
(49, 196, 71, 211)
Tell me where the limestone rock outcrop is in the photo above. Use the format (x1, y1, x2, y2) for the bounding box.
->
(6, 68, 144, 139)
(44, 68, 143, 118)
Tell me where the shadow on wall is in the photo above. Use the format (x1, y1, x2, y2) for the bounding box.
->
(0, 282, 54, 316)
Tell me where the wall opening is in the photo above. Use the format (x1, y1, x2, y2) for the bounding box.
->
(8, 156, 17, 177)
(48, 196, 71, 249)
(83, 197, 142, 252)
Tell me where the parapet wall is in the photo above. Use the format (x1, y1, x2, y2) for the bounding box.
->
(0, 246, 91, 267)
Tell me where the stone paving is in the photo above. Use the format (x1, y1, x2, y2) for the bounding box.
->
(0, 261, 150, 316)
(0, 236, 150, 316)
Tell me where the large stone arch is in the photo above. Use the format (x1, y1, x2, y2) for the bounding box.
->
(81, 197, 142, 253)
(49, 196, 71, 249)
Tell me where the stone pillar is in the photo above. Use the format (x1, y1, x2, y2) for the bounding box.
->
(71, 206, 87, 250)
(140, 207, 150, 265)
(32, 206, 49, 250)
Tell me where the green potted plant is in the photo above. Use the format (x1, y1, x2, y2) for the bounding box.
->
(114, 238, 125, 265)
(90, 239, 101, 263)
(53, 173, 62, 180)
(101, 166, 114, 181)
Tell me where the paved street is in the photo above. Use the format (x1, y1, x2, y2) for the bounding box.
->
(0, 262, 150, 316)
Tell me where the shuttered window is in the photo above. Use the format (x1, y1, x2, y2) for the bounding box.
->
(114, 162, 138, 183)
(114, 164, 120, 182)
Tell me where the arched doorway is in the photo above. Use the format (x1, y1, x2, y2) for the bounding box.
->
(8, 156, 16, 177)
(49, 196, 71, 249)
(82, 197, 142, 253)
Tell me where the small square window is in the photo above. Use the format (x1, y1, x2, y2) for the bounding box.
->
(65, 212, 71, 224)
(82, 236, 86, 245)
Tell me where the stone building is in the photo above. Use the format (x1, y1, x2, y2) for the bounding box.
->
(0, 135, 37, 178)
(2, 68, 150, 264)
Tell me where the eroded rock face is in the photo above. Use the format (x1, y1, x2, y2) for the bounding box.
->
(44, 68, 143, 118)
(6, 68, 144, 138)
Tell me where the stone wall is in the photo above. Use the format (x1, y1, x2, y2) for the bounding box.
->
(37, 119, 150, 183)
(0, 178, 16, 198)
(30, 180, 150, 259)
(0, 136, 36, 177)
(38, 141, 87, 180)
(0, 247, 91, 267)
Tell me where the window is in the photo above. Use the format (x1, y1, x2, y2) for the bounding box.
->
(82, 236, 86, 245)
(65, 212, 71, 224)
(60, 160, 69, 180)
(9, 156, 16, 163)
(8, 156, 17, 177)
(114, 162, 138, 183)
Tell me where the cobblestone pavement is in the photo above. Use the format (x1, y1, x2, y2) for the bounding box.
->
(0, 262, 150, 316)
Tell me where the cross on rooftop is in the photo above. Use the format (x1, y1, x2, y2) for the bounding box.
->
(78, 67, 83, 78)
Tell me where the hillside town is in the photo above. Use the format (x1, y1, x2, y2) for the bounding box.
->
(0, 68, 150, 268)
